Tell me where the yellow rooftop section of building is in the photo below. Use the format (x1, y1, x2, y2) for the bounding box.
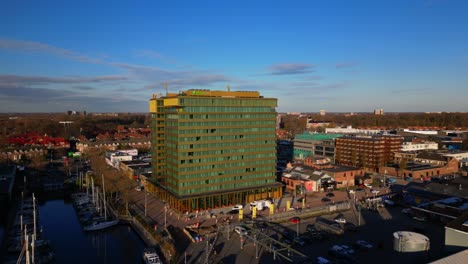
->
(149, 89, 263, 113)
(182, 89, 260, 98)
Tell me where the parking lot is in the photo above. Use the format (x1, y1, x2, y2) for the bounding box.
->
(129, 185, 449, 264)
(264, 204, 447, 263)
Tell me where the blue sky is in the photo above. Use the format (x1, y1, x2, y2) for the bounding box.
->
(1, 0, 467, 113)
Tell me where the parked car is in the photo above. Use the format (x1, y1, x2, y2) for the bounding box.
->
(293, 237, 305, 246)
(282, 237, 292, 245)
(344, 223, 357, 232)
(321, 197, 331, 202)
(413, 216, 428, 222)
(311, 232, 324, 241)
(355, 188, 364, 192)
(316, 257, 331, 264)
(232, 204, 243, 210)
(326, 192, 335, 197)
(339, 245, 355, 255)
(354, 240, 373, 249)
(227, 210, 239, 215)
(401, 208, 412, 214)
(307, 224, 318, 233)
(334, 218, 346, 224)
(329, 245, 354, 258)
(290, 217, 301, 224)
(234, 226, 248, 236)
(254, 221, 268, 230)
(383, 200, 394, 206)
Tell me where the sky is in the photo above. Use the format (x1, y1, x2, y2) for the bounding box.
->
(0, 0, 467, 113)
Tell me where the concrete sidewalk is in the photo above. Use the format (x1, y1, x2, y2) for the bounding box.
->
(126, 187, 383, 231)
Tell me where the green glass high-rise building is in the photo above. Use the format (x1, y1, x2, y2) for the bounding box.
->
(148, 89, 282, 212)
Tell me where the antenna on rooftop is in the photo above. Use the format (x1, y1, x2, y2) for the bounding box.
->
(164, 82, 168, 95)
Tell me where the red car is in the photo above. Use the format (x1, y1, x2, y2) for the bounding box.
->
(290, 217, 300, 224)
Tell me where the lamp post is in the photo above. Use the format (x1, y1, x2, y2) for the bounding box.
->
(358, 204, 361, 226)
(144, 190, 147, 217)
(384, 170, 387, 187)
(164, 205, 168, 228)
(296, 220, 299, 237)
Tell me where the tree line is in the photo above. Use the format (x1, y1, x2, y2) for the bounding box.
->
(305, 112, 468, 129)
(281, 112, 468, 137)
(0, 113, 150, 141)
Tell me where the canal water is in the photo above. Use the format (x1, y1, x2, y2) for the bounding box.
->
(38, 199, 145, 264)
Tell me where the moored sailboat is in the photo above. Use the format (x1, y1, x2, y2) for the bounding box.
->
(83, 174, 118, 231)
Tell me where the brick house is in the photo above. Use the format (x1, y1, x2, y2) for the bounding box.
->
(322, 166, 364, 189)
(382, 158, 459, 181)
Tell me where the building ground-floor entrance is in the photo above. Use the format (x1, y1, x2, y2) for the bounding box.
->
(145, 181, 282, 213)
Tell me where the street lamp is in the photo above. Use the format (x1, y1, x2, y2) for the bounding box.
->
(358, 204, 361, 226)
(296, 220, 299, 237)
(144, 190, 147, 216)
(164, 205, 168, 229)
(384, 169, 387, 187)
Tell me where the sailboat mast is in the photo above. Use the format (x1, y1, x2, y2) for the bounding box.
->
(86, 174, 89, 196)
(31, 233, 35, 264)
(91, 177, 95, 205)
(102, 174, 107, 220)
(96, 187, 100, 212)
(20, 214, 23, 239)
(33, 193, 36, 242)
(25, 226, 30, 264)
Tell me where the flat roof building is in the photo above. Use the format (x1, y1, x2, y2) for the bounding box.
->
(148, 89, 282, 212)
(335, 135, 403, 171)
(293, 132, 342, 160)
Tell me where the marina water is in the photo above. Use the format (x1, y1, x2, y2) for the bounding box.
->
(38, 199, 145, 264)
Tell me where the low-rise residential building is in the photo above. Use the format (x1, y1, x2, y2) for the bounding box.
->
(105, 149, 138, 168)
(414, 151, 452, 166)
(401, 141, 438, 152)
(326, 126, 382, 135)
(442, 151, 468, 163)
(394, 151, 418, 164)
(282, 166, 335, 193)
(322, 166, 363, 189)
(303, 156, 333, 169)
(119, 160, 151, 180)
(306, 119, 331, 129)
(382, 158, 459, 181)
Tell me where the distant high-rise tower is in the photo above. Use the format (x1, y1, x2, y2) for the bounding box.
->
(374, 108, 384, 115)
(149, 89, 282, 212)
(319, 110, 326, 116)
